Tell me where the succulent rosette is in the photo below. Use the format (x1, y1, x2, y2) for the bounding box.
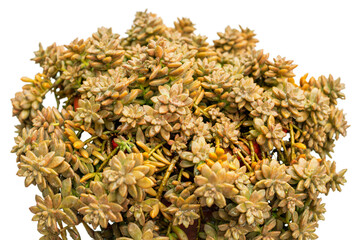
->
(11, 10, 348, 240)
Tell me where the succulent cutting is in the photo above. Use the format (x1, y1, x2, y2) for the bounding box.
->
(11, 10, 349, 240)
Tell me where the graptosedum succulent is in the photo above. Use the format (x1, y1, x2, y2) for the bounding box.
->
(11, 10, 349, 240)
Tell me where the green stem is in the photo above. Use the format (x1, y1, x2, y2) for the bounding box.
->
(239, 138, 250, 147)
(157, 157, 179, 199)
(197, 215, 201, 240)
(96, 146, 120, 173)
(235, 118, 247, 129)
(200, 206, 204, 219)
(41, 77, 64, 97)
(177, 168, 183, 182)
(58, 221, 68, 240)
(235, 143, 250, 157)
(231, 145, 252, 172)
(254, 151, 261, 162)
(71, 226, 81, 240)
(281, 140, 289, 163)
(289, 123, 296, 161)
(166, 223, 173, 236)
(76, 130, 83, 139)
(193, 104, 210, 118)
(276, 147, 285, 163)
(149, 141, 166, 157)
(83, 129, 124, 146)
(249, 141, 255, 163)
(54, 91, 60, 109)
(292, 123, 303, 133)
(81, 219, 95, 239)
(101, 139, 106, 153)
(84, 135, 100, 144)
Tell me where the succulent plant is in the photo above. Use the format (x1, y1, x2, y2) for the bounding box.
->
(214, 26, 258, 57)
(174, 17, 196, 37)
(263, 56, 297, 81)
(151, 83, 193, 116)
(252, 218, 281, 240)
(73, 97, 105, 135)
(324, 160, 347, 193)
(194, 162, 239, 208)
(86, 27, 125, 70)
(119, 104, 146, 133)
(78, 182, 124, 229)
(17, 140, 73, 191)
(287, 158, 331, 199)
(122, 10, 167, 47)
(271, 81, 307, 122)
(180, 136, 213, 167)
(218, 220, 254, 240)
(253, 159, 292, 200)
(249, 115, 286, 152)
(30, 194, 78, 236)
(228, 77, 264, 110)
(282, 209, 319, 240)
(307, 74, 345, 105)
(231, 187, 271, 226)
(202, 67, 236, 101)
(32, 43, 64, 78)
(11, 74, 51, 123)
(11, 10, 348, 240)
(118, 221, 168, 240)
(247, 98, 278, 122)
(102, 151, 155, 204)
(164, 185, 200, 228)
(304, 87, 330, 126)
(325, 105, 349, 140)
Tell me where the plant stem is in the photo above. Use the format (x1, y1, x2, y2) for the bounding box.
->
(239, 138, 250, 147)
(281, 140, 288, 163)
(254, 150, 261, 162)
(81, 219, 95, 239)
(84, 135, 100, 144)
(76, 130, 83, 139)
(55, 91, 60, 109)
(235, 143, 250, 157)
(197, 216, 201, 240)
(231, 144, 252, 172)
(166, 223, 173, 236)
(71, 226, 81, 240)
(261, 151, 266, 160)
(149, 141, 166, 157)
(58, 221, 68, 240)
(96, 146, 120, 173)
(193, 104, 210, 118)
(235, 118, 247, 129)
(41, 77, 64, 97)
(177, 168, 183, 182)
(292, 123, 303, 133)
(215, 136, 220, 148)
(289, 123, 296, 161)
(276, 147, 285, 163)
(101, 139, 106, 153)
(249, 141, 255, 163)
(156, 157, 179, 199)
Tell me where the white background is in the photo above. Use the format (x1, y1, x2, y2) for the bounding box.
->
(1, 0, 359, 239)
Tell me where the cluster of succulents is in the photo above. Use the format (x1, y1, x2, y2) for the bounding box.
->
(11, 10, 349, 240)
